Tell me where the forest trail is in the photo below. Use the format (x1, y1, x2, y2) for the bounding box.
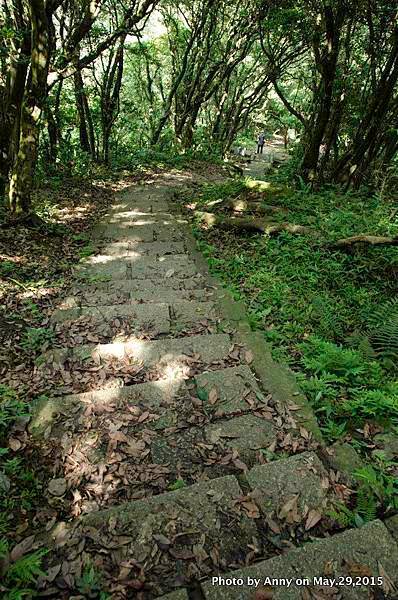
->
(243, 136, 290, 181)
(30, 174, 398, 599)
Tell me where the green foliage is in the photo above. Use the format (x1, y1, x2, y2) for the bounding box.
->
(0, 539, 47, 599)
(366, 298, 398, 359)
(0, 386, 28, 436)
(168, 478, 187, 490)
(20, 327, 55, 353)
(300, 337, 367, 384)
(5, 549, 47, 585)
(0, 260, 17, 277)
(79, 243, 96, 258)
(76, 564, 103, 597)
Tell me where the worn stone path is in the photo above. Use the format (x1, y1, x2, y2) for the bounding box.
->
(31, 173, 398, 599)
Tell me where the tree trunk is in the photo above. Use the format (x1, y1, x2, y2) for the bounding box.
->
(8, 0, 49, 217)
(74, 69, 91, 154)
(300, 6, 344, 181)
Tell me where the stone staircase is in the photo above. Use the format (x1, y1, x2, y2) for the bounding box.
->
(30, 179, 398, 599)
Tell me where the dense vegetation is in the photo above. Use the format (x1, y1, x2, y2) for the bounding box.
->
(0, 0, 397, 597)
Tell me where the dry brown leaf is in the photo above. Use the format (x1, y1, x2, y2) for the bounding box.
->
(279, 494, 299, 519)
(208, 387, 218, 405)
(10, 535, 35, 562)
(245, 350, 254, 364)
(305, 509, 322, 530)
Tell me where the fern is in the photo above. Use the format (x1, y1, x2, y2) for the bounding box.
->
(6, 549, 47, 585)
(327, 502, 355, 528)
(366, 298, 398, 359)
(356, 487, 377, 523)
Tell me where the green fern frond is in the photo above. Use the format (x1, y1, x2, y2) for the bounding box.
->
(6, 549, 47, 585)
(356, 488, 377, 522)
(366, 298, 398, 358)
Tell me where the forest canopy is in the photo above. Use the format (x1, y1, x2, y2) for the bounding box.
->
(1, 0, 397, 218)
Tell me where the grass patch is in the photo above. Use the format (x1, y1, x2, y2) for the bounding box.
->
(181, 176, 398, 516)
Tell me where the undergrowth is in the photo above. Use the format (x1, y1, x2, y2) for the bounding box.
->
(182, 174, 398, 519)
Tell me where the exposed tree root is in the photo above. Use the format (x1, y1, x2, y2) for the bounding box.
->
(330, 235, 398, 248)
(1, 212, 45, 229)
(194, 211, 311, 235)
(216, 198, 288, 215)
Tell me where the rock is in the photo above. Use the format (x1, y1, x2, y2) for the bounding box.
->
(326, 442, 364, 480)
(372, 433, 398, 461)
(48, 478, 67, 496)
(246, 452, 329, 518)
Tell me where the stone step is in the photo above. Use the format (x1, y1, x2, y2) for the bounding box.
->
(30, 378, 190, 436)
(52, 300, 217, 337)
(74, 331, 232, 364)
(60, 287, 214, 309)
(245, 451, 330, 521)
(31, 366, 268, 437)
(92, 223, 155, 242)
(39, 333, 234, 382)
(201, 519, 398, 599)
(194, 365, 266, 417)
(70, 273, 209, 295)
(51, 302, 171, 338)
(51, 476, 258, 597)
(75, 254, 198, 281)
(97, 240, 186, 257)
(30, 370, 277, 500)
(91, 221, 184, 243)
(107, 211, 177, 225)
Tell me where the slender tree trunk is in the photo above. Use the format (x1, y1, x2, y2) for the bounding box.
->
(0, 30, 30, 199)
(74, 70, 91, 154)
(300, 6, 344, 181)
(8, 0, 49, 217)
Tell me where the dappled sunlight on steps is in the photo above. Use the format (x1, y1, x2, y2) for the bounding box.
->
(30, 179, 398, 599)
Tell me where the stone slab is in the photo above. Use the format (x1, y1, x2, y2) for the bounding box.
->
(385, 514, 398, 542)
(52, 303, 171, 336)
(71, 274, 208, 295)
(172, 300, 218, 325)
(72, 333, 233, 368)
(201, 520, 398, 599)
(96, 240, 186, 257)
(92, 224, 154, 242)
(60, 288, 214, 309)
(76, 259, 129, 280)
(30, 379, 189, 436)
(246, 452, 329, 517)
(78, 476, 257, 592)
(326, 442, 365, 481)
(205, 414, 275, 463)
(195, 365, 266, 416)
(155, 226, 185, 242)
(75, 255, 197, 281)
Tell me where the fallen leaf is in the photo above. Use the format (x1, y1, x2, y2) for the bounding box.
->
(305, 509, 322, 530)
(208, 388, 218, 405)
(10, 535, 35, 562)
(153, 534, 171, 550)
(245, 350, 254, 364)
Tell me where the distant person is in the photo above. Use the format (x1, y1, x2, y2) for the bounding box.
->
(257, 133, 265, 154)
